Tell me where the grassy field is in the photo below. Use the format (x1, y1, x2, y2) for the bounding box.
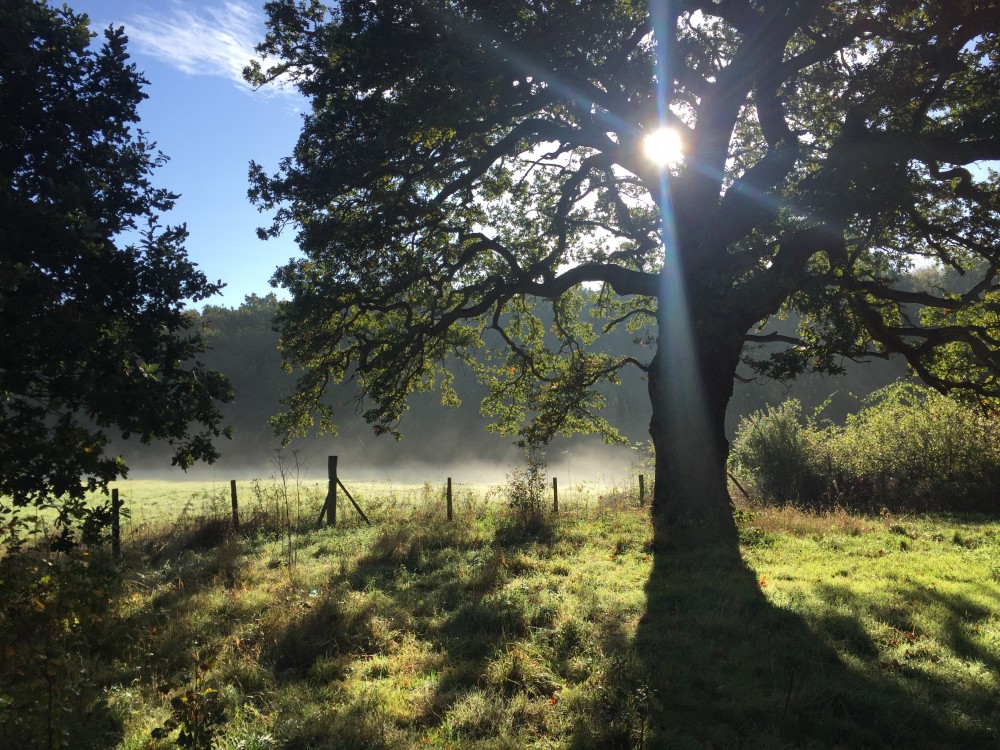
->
(1, 480, 998, 749)
(60, 475, 626, 523)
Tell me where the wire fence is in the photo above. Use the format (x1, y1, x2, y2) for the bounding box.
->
(101, 456, 653, 557)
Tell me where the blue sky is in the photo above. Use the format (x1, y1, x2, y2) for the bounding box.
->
(71, 0, 304, 308)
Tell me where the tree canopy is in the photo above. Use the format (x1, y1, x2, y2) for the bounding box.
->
(248, 0, 1000, 544)
(0, 0, 232, 540)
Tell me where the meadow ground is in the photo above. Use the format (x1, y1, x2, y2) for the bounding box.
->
(1, 476, 998, 749)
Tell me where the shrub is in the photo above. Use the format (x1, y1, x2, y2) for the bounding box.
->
(729, 400, 820, 504)
(499, 447, 548, 523)
(840, 383, 1000, 510)
(730, 383, 1000, 511)
(0, 546, 121, 747)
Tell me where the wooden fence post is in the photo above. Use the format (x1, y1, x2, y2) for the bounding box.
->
(638, 475, 645, 507)
(552, 477, 558, 513)
(317, 455, 338, 526)
(111, 488, 121, 560)
(328, 455, 337, 526)
(447, 477, 453, 521)
(230, 480, 240, 530)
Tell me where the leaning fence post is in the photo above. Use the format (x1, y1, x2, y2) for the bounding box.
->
(337, 477, 371, 526)
(447, 477, 453, 521)
(638, 475, 645, 507)
(111, 488, 121, 560)
(230, 480, 240, 530)
(552, 477, 558, 513)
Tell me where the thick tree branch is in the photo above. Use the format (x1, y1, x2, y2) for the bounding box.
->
(515, 262, 657, 299)
(847, 278, 1000, 311)
(743, 332, 806, 346)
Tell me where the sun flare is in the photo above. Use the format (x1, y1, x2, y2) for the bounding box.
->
(643, 127, 683, 167)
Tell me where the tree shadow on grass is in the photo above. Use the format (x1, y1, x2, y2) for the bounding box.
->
(267, 519, 529, 730)
(635, 543, 998, 749)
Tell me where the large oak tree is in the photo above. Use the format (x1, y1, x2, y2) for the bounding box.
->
(249, 0, 1000, 544)
(0, 0, 232, 540)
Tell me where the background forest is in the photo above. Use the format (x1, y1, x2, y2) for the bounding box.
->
(114, 266, 976, 481)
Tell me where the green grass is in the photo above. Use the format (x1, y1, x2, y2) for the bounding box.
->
(1, 485, 998, 749)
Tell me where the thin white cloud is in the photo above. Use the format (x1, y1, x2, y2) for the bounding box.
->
(124, 1, 289, 95)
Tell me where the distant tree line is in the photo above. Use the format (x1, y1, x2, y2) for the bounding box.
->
(118, 280, 975, 478)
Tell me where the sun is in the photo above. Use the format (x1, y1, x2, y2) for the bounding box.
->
(643, 127, 683, 167)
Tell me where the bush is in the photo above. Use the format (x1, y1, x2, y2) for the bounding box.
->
(729, 400, 820, 505)
(0, 545, 121, 747)
(498, 447, 548, 523)
(840, 383, 1000, 510)
(730, 383, 1000, 512)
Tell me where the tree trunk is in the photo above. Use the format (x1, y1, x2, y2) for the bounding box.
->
(647, 305, 744, 550)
